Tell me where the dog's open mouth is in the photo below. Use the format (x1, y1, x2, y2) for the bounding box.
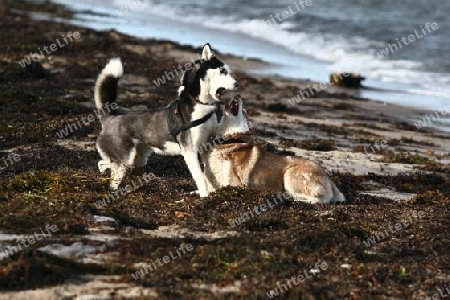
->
(225, 94, 240, 116)
(215, 87, 226, 100)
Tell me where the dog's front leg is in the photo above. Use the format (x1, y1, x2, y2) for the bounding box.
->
(205, 178, 215, 193)
(202, 156, 217, 193)
(182, 150, 209, 197)
(98, 160, 110, 173)
(110, 162, 127, 190)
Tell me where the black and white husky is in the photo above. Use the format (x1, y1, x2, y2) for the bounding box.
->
(94, 44, 239, 196)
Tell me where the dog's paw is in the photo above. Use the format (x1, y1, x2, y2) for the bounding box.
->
(199, 190, 209, 198)
(110, 181, 120, 190)
(98, 160, 110, 173)
(189, 190, 209, 197)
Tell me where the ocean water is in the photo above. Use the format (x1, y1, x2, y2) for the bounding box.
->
(50, 0, 450, 115)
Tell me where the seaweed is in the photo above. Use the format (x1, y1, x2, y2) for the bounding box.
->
(0, 1, 449, 298)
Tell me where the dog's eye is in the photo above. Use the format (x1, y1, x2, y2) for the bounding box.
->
(220, 68, 227, 75)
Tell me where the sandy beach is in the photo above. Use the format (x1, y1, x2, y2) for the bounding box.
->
(0, 1, 449, 299)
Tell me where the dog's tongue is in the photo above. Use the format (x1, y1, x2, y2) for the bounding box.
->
(224, 102, 231, 113)
(216, 88, 225, 100)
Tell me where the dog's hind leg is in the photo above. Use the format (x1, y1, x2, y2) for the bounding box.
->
(97, 140, 112, 173)
(98, 160, 110, 173)
(182, 150, 209, 197)
(110, 162, 127, 190)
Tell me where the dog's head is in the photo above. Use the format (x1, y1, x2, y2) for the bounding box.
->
(220, 94, 252, 138)
(181, 43, 239, 104)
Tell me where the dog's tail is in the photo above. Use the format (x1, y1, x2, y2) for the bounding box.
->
(283, 160, 346, 204)
(330, 181, 346, 203)
(94, 58, 123, 116)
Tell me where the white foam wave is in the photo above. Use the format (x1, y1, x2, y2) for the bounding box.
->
(407, 88, 450, 100)
(203, 18, 450, 99)
(56, 0, 450, 100)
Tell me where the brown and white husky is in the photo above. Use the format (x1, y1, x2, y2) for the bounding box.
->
(202, 95, 345, 204)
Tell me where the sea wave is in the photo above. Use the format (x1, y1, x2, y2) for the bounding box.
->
(57, 0, 450, 101)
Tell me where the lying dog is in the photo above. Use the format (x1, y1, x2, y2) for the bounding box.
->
(94, 44, 239, 195)
(202, 95, 346, 204)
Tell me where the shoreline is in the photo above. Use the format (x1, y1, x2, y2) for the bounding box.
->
(49, 0, 450, 113)
(91, 25, 449, 130)
(3, 1, 450, 159)
(5, 1, 450, 154)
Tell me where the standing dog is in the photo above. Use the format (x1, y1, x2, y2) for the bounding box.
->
(202, 95, 346, 204)
(94, 44, 239, 196)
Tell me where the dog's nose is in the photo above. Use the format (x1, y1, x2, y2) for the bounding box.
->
(234, 82, 240, 90)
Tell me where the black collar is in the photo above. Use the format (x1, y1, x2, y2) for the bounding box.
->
(186, 93, 221, 122)
(222, 138, 249, 144)
(221, 133, 253, 144)
(167, 99, 217, 141)
(187, 93, 218, 106)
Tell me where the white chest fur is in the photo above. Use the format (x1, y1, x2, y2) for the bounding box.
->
(207, 152, 232, 188)
(190, 104, 218, 145)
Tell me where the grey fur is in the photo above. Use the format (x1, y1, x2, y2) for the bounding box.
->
(95, 44, 239, 194)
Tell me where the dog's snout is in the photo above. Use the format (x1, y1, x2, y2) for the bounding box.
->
(234, 82, 240, 90)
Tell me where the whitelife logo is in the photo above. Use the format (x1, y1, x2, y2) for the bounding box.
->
(0, 224, 58, 261)
(18, 31, 81, 67)
(55, 102, 118, 139)
(377, 22, 439, 58)
(131, 243, 194, 280)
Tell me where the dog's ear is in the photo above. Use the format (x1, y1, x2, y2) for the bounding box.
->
(242, 109, 248, 120)
(180, 70, 187, 85)
(202, 43, 215, 61)
(181, 69, 192, 87)
(242, 109, 254, 133)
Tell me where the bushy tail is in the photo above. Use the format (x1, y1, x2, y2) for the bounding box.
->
(330, 181, 346, 203)
(283, 162, 346, 204)
(94, 58, 123, 115)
